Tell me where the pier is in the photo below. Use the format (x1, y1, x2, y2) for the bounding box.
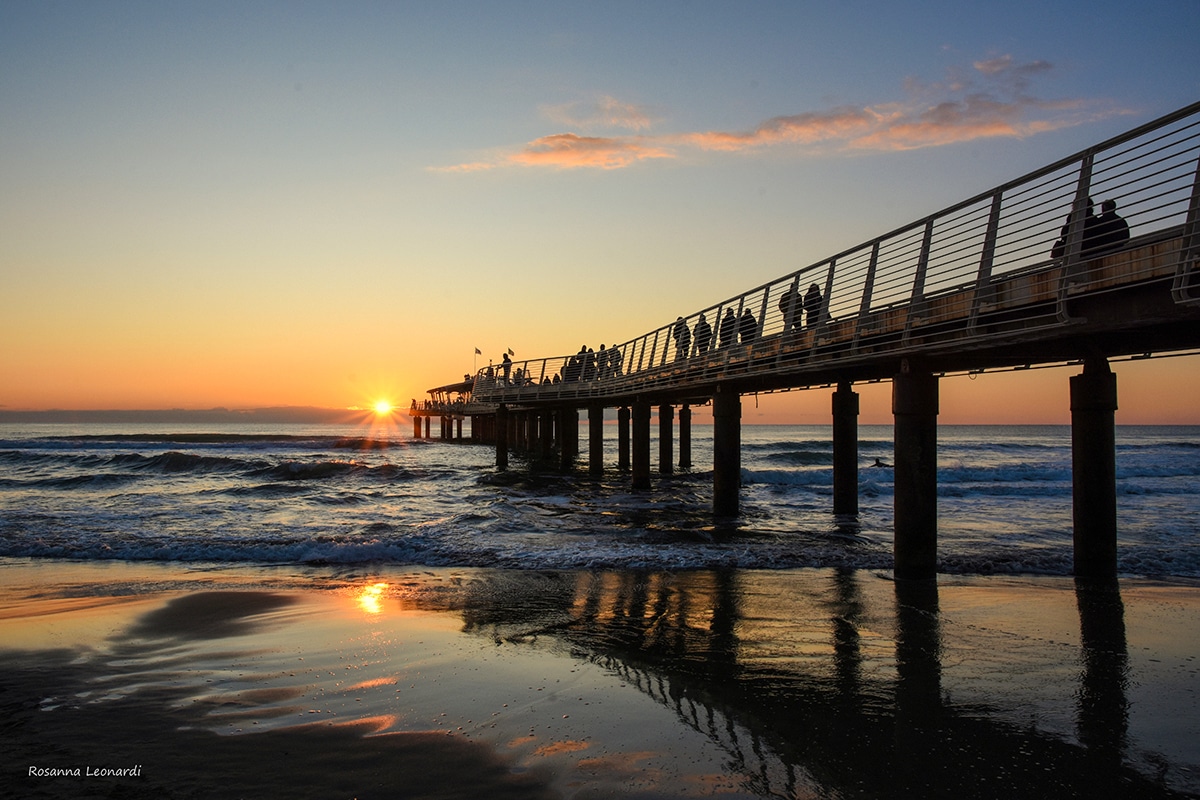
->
(415, 102, 1200, 580)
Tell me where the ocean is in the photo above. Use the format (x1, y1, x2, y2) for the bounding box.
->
(2, 422, 1198, 577)
(3, 421, 1200, 797)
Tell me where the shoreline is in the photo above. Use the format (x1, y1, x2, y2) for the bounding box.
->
(2, 558, 1198, 798)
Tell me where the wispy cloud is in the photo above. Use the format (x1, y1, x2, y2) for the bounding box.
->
(540, 95, 659, 132)
(509, 133, 673, 170)
(434, 57, 1127, 172)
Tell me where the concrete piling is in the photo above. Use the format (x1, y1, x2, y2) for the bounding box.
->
(893, 369, 939, 580)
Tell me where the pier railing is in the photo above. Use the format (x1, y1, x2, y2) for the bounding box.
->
(471, 101, 1200, 406)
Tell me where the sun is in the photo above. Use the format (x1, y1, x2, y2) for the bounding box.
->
(373, 399, 394, 416)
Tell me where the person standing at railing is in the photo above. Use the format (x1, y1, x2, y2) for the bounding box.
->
(1051, 197, 1099, 259)
(719, 309, 738, 348)
(739, 308, 757, 343)
(803, 283, 823, 328)
(609, 344, 623, 376)
(672, 317, 692, 361)
(779, 278, 801, 331)
(1091, 200, 1130, 255)
(694, 314, 713, 354)
(501, 352, 512, 385)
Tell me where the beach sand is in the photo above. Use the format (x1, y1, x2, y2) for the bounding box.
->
(2, 559, 1198, 799)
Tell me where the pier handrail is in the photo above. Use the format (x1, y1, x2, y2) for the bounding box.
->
(471, 101, 1200, 406)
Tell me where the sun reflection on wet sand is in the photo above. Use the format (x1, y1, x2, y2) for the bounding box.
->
(356, 582, 389, 615)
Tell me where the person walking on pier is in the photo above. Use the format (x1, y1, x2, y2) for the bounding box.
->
(694, 313, 713, 354)
(584, 347, 598, 380)
(673, 316, 692, 361)
(719, 309, 738, 348)
(609, 344, 623, 376)
(803, 283, 823, 328)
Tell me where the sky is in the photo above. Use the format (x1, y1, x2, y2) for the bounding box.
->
(2, 0, 1199, 424)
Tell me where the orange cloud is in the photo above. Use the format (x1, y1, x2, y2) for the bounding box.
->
(434, 56, 1126, 172)
(509, 133, 674, 170)
(533, 739, 591, 756)
(847, 96, 1093, 151)
(682, 107, 877, 151)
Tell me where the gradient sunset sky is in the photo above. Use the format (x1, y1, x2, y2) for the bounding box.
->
(2, 1, 1198, 424)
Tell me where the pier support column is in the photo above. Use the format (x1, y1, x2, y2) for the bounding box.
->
(455, 418, 463, 442)
(679, 405, 692, 471)
(412, 416, 421, 439)
(540, 412, 554, 461)
(562, 408, 579, 471)
(659, 404, 674, 474)
(496, 405, 508, 471)
(833, 382, 860, 516)
(617, 407, 631, 472)
(1071, 358, 1118, 578)
(513, 412, 523, 451)
(632, 401, 652, 491)
(713, 385, 741, 517)
(589, 405, 605, 476)
(424, 416, 431, 439)
(893, 369, 939, 580)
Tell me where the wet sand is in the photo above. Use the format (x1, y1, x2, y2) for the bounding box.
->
(1, 559, 1198, 799)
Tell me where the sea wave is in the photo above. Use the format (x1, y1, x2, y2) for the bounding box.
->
(108, 451, 266, 473)
(248, 461, 419, 482)
(759, 450, 834, 466)
(0, 473, 145, 490)
(1, 525, 1195, 578)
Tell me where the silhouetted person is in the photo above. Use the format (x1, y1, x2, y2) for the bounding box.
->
(1051, 197, 1099, 259)
(694, 314, 712, 354)
(1091, 199, 1130, 255)
(673, 316, 692, 361)
(739, 308, 757, 343)
(803, 283, 823, 328)
(501, 352, 512, 383)
(565, 349, 582, 382)
(719, 309, 738, 347)
(584, 347, 597, 380)
(779, 279, 801, 331)
(610, 344, 623, 376)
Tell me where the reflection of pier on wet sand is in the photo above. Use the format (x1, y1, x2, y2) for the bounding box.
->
(2, 564, 1194, 797)
(454, 569, 1194, 798)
